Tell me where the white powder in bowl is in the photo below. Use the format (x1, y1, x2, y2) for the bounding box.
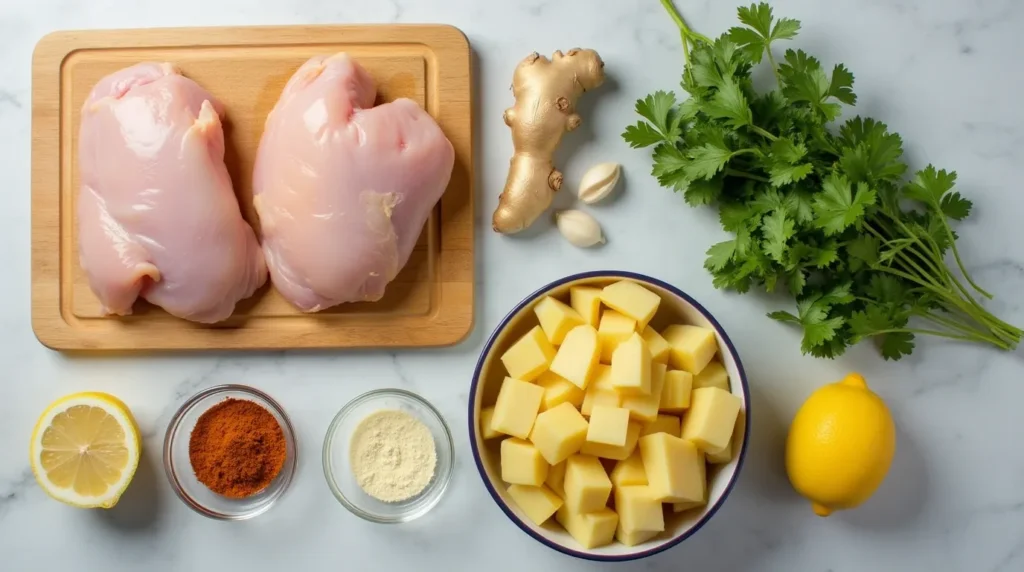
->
(349, 409, 437, 503)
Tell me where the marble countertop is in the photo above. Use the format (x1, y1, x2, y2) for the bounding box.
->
(3, 0, 1024, 570)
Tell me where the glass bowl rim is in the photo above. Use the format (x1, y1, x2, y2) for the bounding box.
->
(321, 387, 455, 524)
(162, 383, 298, 521)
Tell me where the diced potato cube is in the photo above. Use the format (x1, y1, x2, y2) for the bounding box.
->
(622, 362, 667, 423)
(639, 433, 704, 503)
(616, 526, 659, 547)
(549, 325, 600, 390)
(590, 363, 615, 391)
(530, 402, 589, 465)
(641, 326, 671, 364)
(535, 371, 585, 411)
(581, 421, 642, 461)
(546, 460, 567, 498)
(534, 296, 586, 345)
(501, 438, 549, 486)
(615, 485, 665, 533)
(570, 286, 603, 327)
(610, 450, 648, 487)
(662, 324, 718, 374)
(491, 377, 545, 439)
(501, 325, 557, 381)
(673, 499, 706, 513)
(706, 408, 745, 464)
(611, 332, 652, 395)
(641, 413, 681, 437)
(581, 385, 621, 417)
(507, 484, 563, 526)
(680, 387, 742, 452)
(556, 505, 618, 550)
(599, 280, 661, 331)
(586, 405, 631, 447)
(660, 370, 694, 413)
(479, 407, 502, 439)
(563, 454, 613, 513)
(598, 310, 637, 363)
(693, 361, 730, 391)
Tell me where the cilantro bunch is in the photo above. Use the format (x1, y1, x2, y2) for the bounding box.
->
(624, 1, 1021, 359)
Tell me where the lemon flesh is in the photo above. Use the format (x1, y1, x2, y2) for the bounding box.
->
(785, 373, 895, 516)
(30, 393, 141, 508)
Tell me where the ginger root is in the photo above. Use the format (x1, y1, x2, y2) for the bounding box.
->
(492, 48, 605, 234)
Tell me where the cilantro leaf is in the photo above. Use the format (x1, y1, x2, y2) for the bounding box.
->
(880, 332, 915, 360)
(683, 177, 724, 206)
(703, 79, 753, 128)
(940, 192, 972, 220)
(770, 17, 801, 41)
(771, 137, 807, 163)
(623, 121, 667, 148)
(719, 202, 754, 231)
(762, 209, 795, 262)
(813, 241, 840, 268)
(783, 189, 815, 224)
(812, 174, 877, 235)
(788, 268, 807, 295)
(837, 117, 907, 182)
(727, 26, 766, 63)
(685, 143, 734, 180)
(635, 91, 677, 135)
(768, 310, 800, 324)
(819, 281, 855, 305)
(769, 162, 813, 187)
(827, 64, 857, 105)
(802, 313, 844, 353)
(706, 240, 737, 271)
(736, 3, 774, 37)
(847, 235, 881, 271)
(867, 274, 906, 304)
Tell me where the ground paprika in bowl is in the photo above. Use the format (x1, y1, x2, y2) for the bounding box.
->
(188, 398, 287, 498)
(164, 384, 297, 520)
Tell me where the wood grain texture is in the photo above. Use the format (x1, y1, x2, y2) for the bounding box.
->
(31, 24, 474, 351)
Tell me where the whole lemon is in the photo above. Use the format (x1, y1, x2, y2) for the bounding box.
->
(785, 373, 895, 516)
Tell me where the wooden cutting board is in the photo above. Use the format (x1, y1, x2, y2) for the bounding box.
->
(31, 24, 474, 351)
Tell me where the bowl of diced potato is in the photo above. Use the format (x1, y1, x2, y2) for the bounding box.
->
(468, 270, 749, 561)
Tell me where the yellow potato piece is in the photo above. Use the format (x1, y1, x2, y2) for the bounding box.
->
(660, 369, 694, 413)
(585, 405, 631, 447)
(611, 332, 652, 395)
(680, 387, 742, 452)
(662, 324, 718, 375)
(622, 362, 667, 423)
(479, 407, 503, 440)
(563, 454, 612, 513)
(556, 505, 618, 550)
(598, 310, 636, 363)
(534, 296, 586, 345)
(641, 413, 681, 437)
(693, 360, 731, 391)
(610, 449, 648, 487)
(491, 377, 545, 439)
(501, 438, 549, 486)
(639, 432, 705, 503)
(549, 324, 600, 390)
(570, 286, 603, 327)
(641, 326, 671, 364)
(535, 371, 585, 411)
(580, 420, 642, 461)
(507, 484, 563, 526)
(501, 325, 557, 381)
(599, 280, 661, 331)
(530, 402, 589, 465)
(546, 460, 567, 498)
(615, 485, 665, 533)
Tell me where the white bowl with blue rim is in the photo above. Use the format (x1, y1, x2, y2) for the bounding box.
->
(468, 271, 750, 562)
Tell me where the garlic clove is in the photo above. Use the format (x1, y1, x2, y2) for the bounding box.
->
(577, 162, 621, 204)
(555, 209, 606, 248)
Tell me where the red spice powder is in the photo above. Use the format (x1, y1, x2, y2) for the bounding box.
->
(188, 398, 287, 498)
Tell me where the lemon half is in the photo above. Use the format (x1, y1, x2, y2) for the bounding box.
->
(29, 392, 141, 508)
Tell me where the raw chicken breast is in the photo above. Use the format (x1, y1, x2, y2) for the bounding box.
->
(253, 53, 455, 312)
(78, 62, 267, 323)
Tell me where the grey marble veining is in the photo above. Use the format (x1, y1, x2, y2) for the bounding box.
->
(2, 0, 1024, 570)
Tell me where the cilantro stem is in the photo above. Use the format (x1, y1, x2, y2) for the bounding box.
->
(659, 0, 712, 66)
(765, 50, 781, 84)
(725, 168, 771, 183)
(941, 218, 993, 299)
(866, 327, 1008, 347)
(916, 312, 1009, 347)
(750, 125, 779, 142)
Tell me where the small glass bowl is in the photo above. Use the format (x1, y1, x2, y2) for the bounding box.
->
(163, 384, 297, 520)
(323, 388, 454, 524)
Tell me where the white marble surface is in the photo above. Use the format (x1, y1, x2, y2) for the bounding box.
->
(3, 0, 1024, 570)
